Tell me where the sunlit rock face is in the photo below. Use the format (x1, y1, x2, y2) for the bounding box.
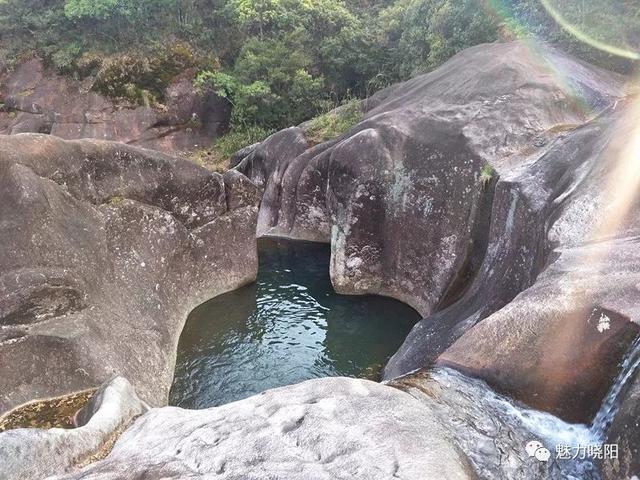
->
(437, 101, 640, 423)
(0, 134, 258, 414)
(234, 40, 636, 421)
(46, 377, 478, 480)
(235, 41, 623, 320)
(0, 59, 230, 153)
(6, 369, 587, 480)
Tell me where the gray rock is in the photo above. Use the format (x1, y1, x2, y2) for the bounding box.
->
(236, 40, 634, 421)
(0, 134, 258, 414)
(0, 377, 146, 480)
(437, 101, 640, 423)
(389, 368, 596, 480)
(29, 369, 594, 480)
(237, 41, 623, 319)
(48, 377, 477, 480)
(602, 371, 640, 480)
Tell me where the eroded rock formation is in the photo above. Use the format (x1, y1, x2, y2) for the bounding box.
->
(436, 99, 640, 422)
(234, 41, 638, 422)
(0, 134, 258, 414)
(6, 369, 586, 480)
(0, 59, 230, 153)
(603, 367, 640, 480)
(0, 377, 146, 480)
(235, 42, 622, 316)
(34, 374, 528, 480)
(2, 40, 640, 480)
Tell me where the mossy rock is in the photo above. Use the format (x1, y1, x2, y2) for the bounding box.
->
(0, 389, 96, 432)
(92, 43, 220, 106)
(304, 100, 363, 145)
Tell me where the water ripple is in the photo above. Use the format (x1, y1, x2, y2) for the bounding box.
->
(170, 239, 420, 409)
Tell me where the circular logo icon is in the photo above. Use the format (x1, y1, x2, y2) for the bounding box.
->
(535, 447, 551, 462)
(526, 440, 544, 457)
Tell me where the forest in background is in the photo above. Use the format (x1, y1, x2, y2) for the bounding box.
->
(0, 0, 638, 155)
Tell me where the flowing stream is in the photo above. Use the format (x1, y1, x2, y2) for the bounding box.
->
(423, 332, 640, 480)
(169, 238, 420, 409)
(591, 335, 640, 442)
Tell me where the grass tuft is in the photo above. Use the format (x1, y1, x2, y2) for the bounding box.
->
(304, 100, 363, 145)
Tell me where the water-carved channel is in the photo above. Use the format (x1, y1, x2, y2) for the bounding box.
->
(169, 238, 420, 409)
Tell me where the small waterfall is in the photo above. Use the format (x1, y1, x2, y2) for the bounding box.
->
(591, 334, 640, 441)
(405, 334, 640, 480)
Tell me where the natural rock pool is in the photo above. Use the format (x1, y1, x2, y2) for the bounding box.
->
(169, 238, 420, 409)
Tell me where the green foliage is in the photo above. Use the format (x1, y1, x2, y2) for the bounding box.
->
(379, 0, 500, 78)
(190, 125, 273, 171)
(93, 43, 217, 104)
(495, 0, 639, 73)
(50, 42, 82, 73)
(1, 0, 639, 142)
(479, 163, 496, 187)
(304, 99, 363, 145)
(64, 0, 132, 20)
(196, 35, 328, 130)
(214, 125, 273, 158)
(196, 70, 277, 127)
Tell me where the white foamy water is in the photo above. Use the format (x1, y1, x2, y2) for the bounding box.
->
(493, 394, 595, 448)
(439, 330, 640, 480)
(591, 335, 640, 441)
(425, 368, 602, 479)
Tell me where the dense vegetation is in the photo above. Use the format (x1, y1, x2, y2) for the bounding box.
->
(0, 0, 638, 153)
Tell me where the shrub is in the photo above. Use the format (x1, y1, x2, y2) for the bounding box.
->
(304, 99, 363, 145)
(190, 126, 274, 172)
(479, 163, 496, 188)
(92, 43, 218, 105)
(214, 125, 273, 159)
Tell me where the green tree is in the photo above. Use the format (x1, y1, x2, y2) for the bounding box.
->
(64, 0, 133, 19)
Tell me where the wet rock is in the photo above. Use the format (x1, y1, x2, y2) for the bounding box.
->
(235, 40, 634, 420)
(16, 368, 598, 480)
(48, 377, 477, 480)
(390, 368, 598, 480)
(602, 363, 640, 479)
(0, 134, 258, 415)
(0, 59, 230, 153)
(0, 377, 147, 480)
(0, 388, 95, 432)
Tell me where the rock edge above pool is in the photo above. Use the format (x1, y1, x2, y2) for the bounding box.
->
(0, 134, 259, 414)
(9, 375, 477, 480)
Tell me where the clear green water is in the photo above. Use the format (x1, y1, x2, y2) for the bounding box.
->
(169, 238, 420, 409)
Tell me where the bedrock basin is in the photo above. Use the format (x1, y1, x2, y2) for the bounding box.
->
(169, 238, 420, 408)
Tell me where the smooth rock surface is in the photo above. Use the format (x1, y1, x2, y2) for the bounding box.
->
(0, 377, 147, 480)
(235, 41, 623, 320)
(438, 100, 640, 422)
(49, 377, 477, 480)
(0, 134, 258, 414)
(603, 389, 640, 479)
(390, 368, 597, 480)
(235, 40, 635, 420)
(0, 59, 230, 153)
(21, 369, 594, 480)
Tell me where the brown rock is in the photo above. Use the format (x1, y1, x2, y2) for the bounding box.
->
(0, 59, 230, 153)
(438, 101, 640, 422)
